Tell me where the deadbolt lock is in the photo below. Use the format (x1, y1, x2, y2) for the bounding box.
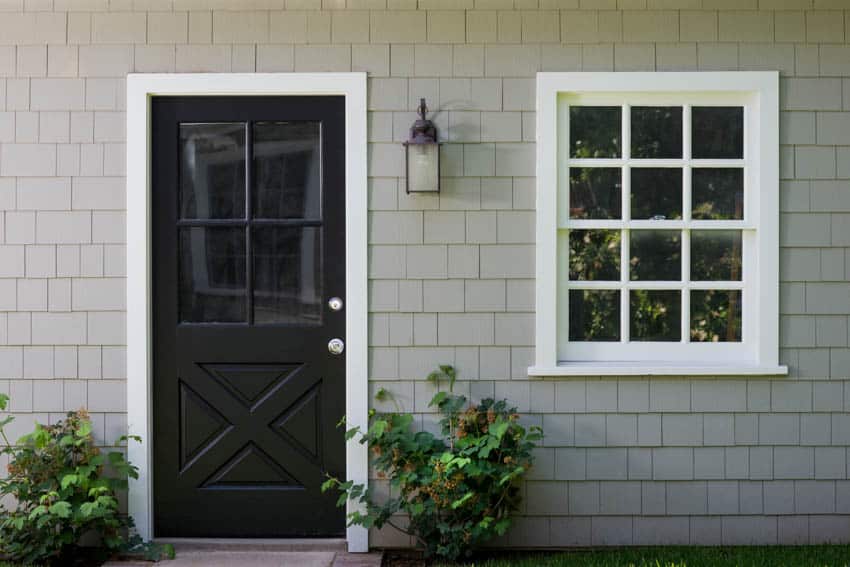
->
(328, 338, 345, 355)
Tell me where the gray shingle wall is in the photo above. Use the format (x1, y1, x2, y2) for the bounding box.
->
(0, 0, 848, 547)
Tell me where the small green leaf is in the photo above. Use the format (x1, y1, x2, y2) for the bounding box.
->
(344, 426, 360, 441)
(429, 391, 447, 408)
(75, 420, 92, 438)
(60, 474, 78, 489)
(80, 502, 97, 517)
(321, 477, 338, 493)
(451, 492, 474, 509)
(49, 501, 72, 518)
(370, 419, 388, 438)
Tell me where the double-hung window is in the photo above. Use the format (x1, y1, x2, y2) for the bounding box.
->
(531, 72, 786, 376)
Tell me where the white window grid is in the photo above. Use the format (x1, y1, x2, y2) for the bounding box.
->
(560, 88, 779, 373)
(533, 73, 783, 376)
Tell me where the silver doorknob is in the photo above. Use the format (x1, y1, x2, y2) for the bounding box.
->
(328, 297, 344, 311)
(328, 338, 345, 355)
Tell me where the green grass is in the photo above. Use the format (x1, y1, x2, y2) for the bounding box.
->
(432, 546, 850, 567)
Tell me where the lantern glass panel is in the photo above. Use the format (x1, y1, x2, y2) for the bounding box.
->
(406, 143, 439, 193)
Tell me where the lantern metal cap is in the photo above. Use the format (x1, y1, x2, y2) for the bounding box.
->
(406, 98, 438, 145)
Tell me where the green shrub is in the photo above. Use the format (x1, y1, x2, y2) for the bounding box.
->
(323, 366, 542, 562)
(0, 393, 165, 565)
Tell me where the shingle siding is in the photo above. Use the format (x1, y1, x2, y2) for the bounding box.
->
(0, 0, 847, 548)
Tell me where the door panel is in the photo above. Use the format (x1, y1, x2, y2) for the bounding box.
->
(152, 96, 346, 537)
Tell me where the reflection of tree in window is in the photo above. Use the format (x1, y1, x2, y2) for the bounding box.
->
(631, 107, 682, 159)
(569, 107, 621, 158)
(569, 168, 621, 219)
(630, 230, 681, 281)
(691, 290, 741, 342)
(630, 168, 682, 220)
(692, 168, 744, 220)
(630, 290, 681, 341)
(569, 230, 620, 281)
(691, 230, 742, 282)
(569, 290, 620, 341)
(692, 107, 743, 159)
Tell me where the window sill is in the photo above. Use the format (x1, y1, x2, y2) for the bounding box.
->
(528, 362, 789, 377)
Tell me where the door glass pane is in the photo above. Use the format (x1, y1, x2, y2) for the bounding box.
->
(180, 123, 246, 220)
(253, 227, 323, 325)
(569, 168, 621, 219)
(179, 227, 246, 322)
(630, 230, 681, 281)
(692, 107, 744, 159)
(691, 289, 742, 342)
(570, 106, 621, 158)
(569, 289, 620, 341)
(253, 122, 322, 219)
(569, 229, 621, 281)
(630, 290, 681, 342)
(691, 230, 743, 281)
(631, 168, 683, 220)
(692, 168, 744, 220)
(631, 107, 683, 159)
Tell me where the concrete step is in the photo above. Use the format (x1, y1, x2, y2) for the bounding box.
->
(105, 550, 337, 566)
(332, 551, 385, 567)
(103, 549, 383, 567)
(155, 538, 348, 553)
(104, 538, 383, 567)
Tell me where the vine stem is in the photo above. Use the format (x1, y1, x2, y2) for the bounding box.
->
(385, 518, 426, 549)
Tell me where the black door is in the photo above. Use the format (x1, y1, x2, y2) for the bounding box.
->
(152, 96, 346, 537)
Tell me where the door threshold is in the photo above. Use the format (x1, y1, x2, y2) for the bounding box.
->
(154, 538, 348, 552)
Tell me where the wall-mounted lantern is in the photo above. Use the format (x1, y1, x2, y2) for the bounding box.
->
(404, 98, 441, 193)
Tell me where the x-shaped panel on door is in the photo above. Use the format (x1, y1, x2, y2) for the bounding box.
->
(177, 362, 323, 491)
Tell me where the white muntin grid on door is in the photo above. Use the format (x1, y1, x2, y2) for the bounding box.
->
(556, 91, 757, 364)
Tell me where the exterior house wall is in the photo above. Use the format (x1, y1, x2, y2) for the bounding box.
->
(0, 0, 848, 547)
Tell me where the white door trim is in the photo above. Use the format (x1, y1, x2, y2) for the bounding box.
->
(126, 73, 369, 552)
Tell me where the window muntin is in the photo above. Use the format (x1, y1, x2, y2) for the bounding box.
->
(558, 92, 756, 364)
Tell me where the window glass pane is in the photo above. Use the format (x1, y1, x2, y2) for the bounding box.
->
(691, 230, 742, 281)
(180, 123, 246, 220)
(253, 122, 321, 219)
(692, 168, 744, 220)
(179, 227, 246, 323)
(569, 168, 622, 219)
(253, 227, 322, 325)
(691, 289, 742, 342)
(569, 229, 621, 281)
(630, 290, 681, 342)
(569, 289, 620, 341)
(630, 168, 683, 220)
(630, 230, 681, 281)
(631, 107, 683, 159)
(570, 106, 621, 158)
(692, 107, 744, 159)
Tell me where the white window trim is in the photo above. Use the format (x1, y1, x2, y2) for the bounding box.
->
(126, 73, 369, 551)
(530, 72, 787, 377)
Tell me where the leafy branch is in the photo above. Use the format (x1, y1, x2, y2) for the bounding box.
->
(323, 366, 542, 561)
